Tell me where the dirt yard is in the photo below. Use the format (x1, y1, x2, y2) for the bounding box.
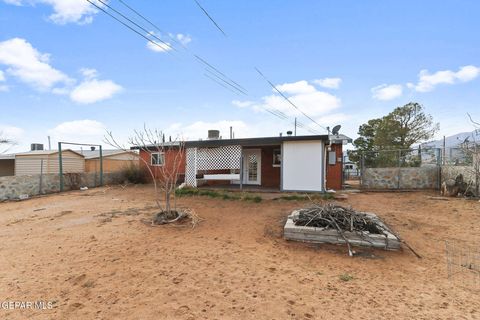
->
(0, 185, 479, 319)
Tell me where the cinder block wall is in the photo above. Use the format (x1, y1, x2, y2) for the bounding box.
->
(0, 172, 125, 201)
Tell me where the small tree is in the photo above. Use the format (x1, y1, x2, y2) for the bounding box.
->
(105, 126, 185, 216)
(351, 102, 439, 167)
(461, 114, 480, 197)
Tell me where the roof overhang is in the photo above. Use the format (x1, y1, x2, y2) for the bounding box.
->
(185, 135, 331, 148)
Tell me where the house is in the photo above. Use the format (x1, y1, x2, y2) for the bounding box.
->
(136, 131, 351, 192)
(137, 142, 186, 182)
(76, 149, 139, 173)
(14, 149, 85, 176)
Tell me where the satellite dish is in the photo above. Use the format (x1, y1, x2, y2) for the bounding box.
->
(331, 125, 341, 135)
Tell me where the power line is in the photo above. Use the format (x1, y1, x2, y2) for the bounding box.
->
(114, 0, 187, 50)
(194, 55, 247, 93)
(96, 0, 175, 51)
(87, 0, 316, 134)
(205, 68, 247, 95)
(203, 73, 242, 96)
(255, 67, 328, 132)
(85, 0, 175, 54)
(193, 0, 227, 37)
(109, 0, 246, 96)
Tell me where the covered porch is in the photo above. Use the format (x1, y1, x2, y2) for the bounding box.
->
(185, 143, 281, 190)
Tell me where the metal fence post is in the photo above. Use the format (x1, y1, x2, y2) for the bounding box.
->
(58, 142, 64, 192)
(99, 145, 103, 186)
(39, 159, 43, 194)
(397, 150, 401, 189)
(360, 152, 365, 188)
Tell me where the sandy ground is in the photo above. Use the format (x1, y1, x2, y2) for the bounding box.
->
(0, 185, 479, 319)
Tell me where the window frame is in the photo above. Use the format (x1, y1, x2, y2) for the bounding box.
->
(151, 152, 165, 166)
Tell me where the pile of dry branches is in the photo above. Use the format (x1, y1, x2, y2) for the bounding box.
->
(293, 203, 383, 234)
(292, 202, 421, 258)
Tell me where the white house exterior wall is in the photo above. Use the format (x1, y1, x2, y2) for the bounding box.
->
(281, 140, 325, 192)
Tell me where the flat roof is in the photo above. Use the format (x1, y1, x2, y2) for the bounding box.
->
(185, 134, 352, 148)
(130, 134, 352, 150)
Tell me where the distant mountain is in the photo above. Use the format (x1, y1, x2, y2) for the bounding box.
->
(422, 130, 480, 148)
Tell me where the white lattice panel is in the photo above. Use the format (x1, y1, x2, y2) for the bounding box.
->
(185, 148, 197, 187)
(196, 145, 241, 170)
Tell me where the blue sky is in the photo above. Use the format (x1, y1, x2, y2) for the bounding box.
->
(1, 0, 479, 152)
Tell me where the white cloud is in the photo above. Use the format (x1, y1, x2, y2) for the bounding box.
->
(175, 33, 192, 46)
(0, 38, 71, 91)
(79, 67, 98, 80)
(70, 78, 122, 104)
(232, 100, 254, 108)
(3, 0, 105, 24)
(233, 80, 341, 130)
(48, 120, 106, 144)
(313, 77, 342, 89)
(371, 84, 403, 101)
(146, 40, 172, 53)
(0, 39, 121, 102)
(0, 85, 9, 92)
(0, 125, 24, 141)
(146, 32, 192, 53)
(276, 80, 316, 95)
(410, 65, 480, 92)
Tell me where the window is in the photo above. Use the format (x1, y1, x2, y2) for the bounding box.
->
(273, 149, 281, 166)
(151, 152, 165, 166)
(328, 151, 336, 165)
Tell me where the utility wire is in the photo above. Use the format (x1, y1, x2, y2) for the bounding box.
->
(113, 0, 245, 95)
(87, 0, 317, 134)
(203, 73, 242, 96)
(255, 67, 328, 132)
(193, 0, 227, 37)
(86, 0, 175, 54)
(194, 55, 247, 93)
(205, 69, 247, 95)
(115, 0, 187, 50)
(96, 0, 175, 51)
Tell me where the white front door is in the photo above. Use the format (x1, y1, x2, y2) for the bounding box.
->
(243, 149, 261, 185)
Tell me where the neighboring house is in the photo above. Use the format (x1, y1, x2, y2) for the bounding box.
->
(0, 154, 15, 177)
(135, 132, 351, 192)
(76, 149, 139, 173)
(14, 150, 85, 176)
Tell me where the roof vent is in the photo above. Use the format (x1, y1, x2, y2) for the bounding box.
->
(286, 131, 293, 136)
(208, 130, 220, 140)
(31, 143, 44, 151)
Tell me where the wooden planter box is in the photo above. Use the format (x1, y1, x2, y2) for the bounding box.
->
(284, 210, 401, 250)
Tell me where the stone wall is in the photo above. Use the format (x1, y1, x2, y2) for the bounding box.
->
(362, 166, 440, 190)
(0, 172, 125, 201)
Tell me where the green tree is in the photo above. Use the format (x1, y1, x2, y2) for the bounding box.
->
(350, 102, 439, 167)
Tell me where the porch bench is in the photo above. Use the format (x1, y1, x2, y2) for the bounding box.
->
(202, 174, 240, 180)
